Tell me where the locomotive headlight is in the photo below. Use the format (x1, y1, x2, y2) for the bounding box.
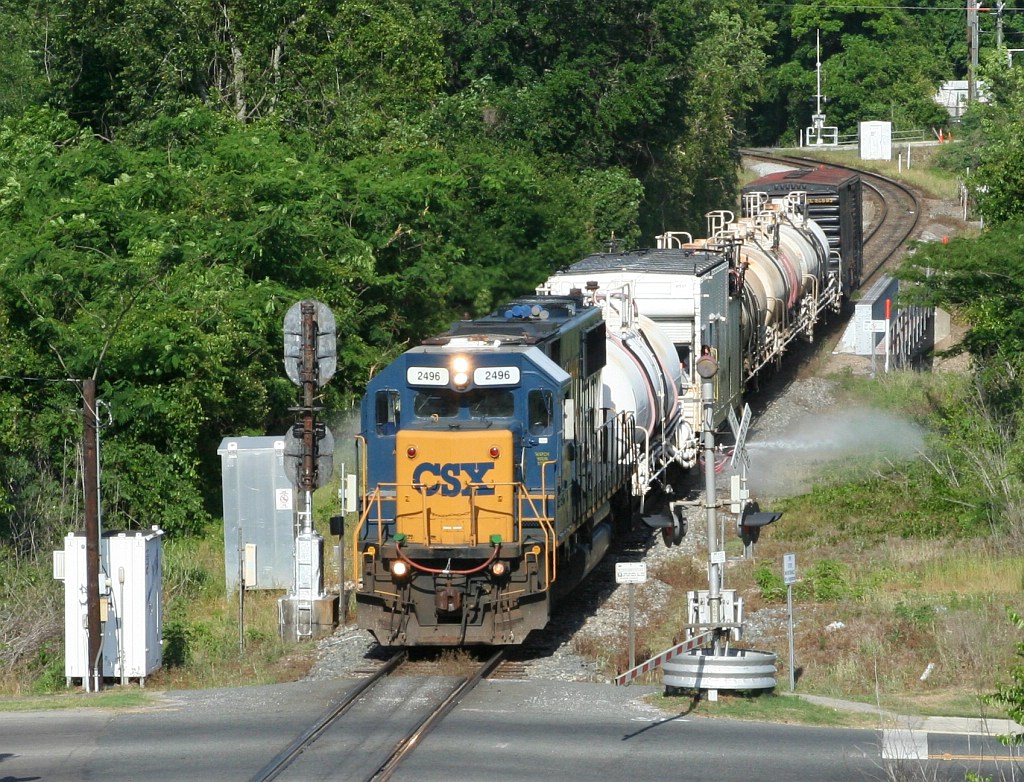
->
(490, 561, 508, 579)
(452, 355, 471, 388)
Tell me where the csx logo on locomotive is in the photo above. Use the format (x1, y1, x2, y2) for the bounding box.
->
(412, 462, 496, 496)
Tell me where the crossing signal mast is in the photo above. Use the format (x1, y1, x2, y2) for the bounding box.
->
(279, 300, 340, 641)
(614, 355, 780, 694)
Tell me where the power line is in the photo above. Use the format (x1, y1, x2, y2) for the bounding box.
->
(0, 374, 83, 384)
(760, 3, 1024, 10)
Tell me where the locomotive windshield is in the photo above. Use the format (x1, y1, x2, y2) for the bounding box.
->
(413, 389, 515, 420)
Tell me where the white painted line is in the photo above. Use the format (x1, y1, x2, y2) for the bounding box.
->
(881, 728, 928, 760)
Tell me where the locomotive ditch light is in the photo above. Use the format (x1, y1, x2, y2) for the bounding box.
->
(490, 561, 508, 579)
(390, 559, 411, 581)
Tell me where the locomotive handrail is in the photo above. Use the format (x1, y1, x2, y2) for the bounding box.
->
(517, 484, 557, 588)
(353, 481, 558, 591)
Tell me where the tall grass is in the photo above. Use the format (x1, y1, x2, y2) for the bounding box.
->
(623, 362, 1024, 718)
(779, 145, 963, 200)
(149, 528, 321, 691)
(0, 552, 63, 694)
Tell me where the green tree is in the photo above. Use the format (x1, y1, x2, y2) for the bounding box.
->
(420, 0, 770, 235)
(0, 107, 374, 538)
(752, 0, 954, 143)
(0, 7, 47, 119)
(0, 104, 647, 544)
(33, 0, 446, 145)
(986, 610, 1024, 745)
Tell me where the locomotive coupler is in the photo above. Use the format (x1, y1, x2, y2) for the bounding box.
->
(435, 582, 462, 614)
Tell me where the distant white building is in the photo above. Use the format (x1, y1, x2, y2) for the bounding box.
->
(934, 80, 987, 118)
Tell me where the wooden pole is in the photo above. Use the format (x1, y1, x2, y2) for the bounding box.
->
(83, 379, 102, 690)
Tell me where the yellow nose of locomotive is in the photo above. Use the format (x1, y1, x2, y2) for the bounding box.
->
(395, 430, 514, 546)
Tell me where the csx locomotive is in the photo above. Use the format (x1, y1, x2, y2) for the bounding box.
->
(353, 171, 860, 646)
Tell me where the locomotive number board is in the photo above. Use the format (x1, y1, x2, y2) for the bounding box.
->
(406, 367, 450, 386)
(474, 366, 521, 386)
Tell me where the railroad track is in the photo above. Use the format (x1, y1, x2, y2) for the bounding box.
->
(251, 648, 506, 782)
(743, 150, 922, 288)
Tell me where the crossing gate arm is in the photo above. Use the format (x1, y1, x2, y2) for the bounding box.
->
(613, 629, 716, 686)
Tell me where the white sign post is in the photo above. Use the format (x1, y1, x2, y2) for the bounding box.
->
(616, 562, 648, 670)
(783, 553, 797, 692)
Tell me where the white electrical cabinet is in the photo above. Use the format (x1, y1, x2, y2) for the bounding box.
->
(859, 120, 892, 161)
(55, 528, 164, 685)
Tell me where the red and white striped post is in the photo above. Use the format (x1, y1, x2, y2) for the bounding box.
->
(614, 629, 716, 686)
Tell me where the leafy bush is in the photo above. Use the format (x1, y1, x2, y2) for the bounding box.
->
(805, 560, 853, 602)
(162, 618, 194, 669)
(985, 610, 1024, 745)
(754, 559, 854, 603)
(29, 642, 65, 694)
(754, 563, 786, 602)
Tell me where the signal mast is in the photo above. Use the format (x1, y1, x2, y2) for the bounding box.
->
(806, 30, 838, 146)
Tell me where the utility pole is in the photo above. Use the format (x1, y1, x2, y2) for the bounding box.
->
(83, 379, 102, 691)
(966, 1, 974, 103)
(966, 1, 991, 102)
(997, 1, 1005, 51)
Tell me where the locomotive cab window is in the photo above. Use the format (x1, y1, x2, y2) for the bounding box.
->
(375, 389, 401, 435)
(469, 389, 514, 418)
(413, 391, 458, 419)
(678, 345, 692, 381)
(413, 389, 514, 420)
(528, 390, 553, 434)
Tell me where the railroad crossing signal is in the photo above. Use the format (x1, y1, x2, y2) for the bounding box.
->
(727, 404, 752, 471)
(284, 424, 334, 489)
(283, 299, 337, 387)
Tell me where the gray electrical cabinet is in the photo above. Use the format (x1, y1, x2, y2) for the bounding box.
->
(218, 436, 295, 594)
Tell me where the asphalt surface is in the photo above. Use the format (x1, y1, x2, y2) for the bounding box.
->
(1, 680, 1021, 782)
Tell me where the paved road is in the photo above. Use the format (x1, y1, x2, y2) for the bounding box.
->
(1, 680, 1020, 782)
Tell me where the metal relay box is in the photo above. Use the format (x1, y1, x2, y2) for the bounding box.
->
(55, 528, 164, 685)
(218, 436, 296, 593)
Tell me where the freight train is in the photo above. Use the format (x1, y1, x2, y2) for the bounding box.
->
(352, 166, 861, 647)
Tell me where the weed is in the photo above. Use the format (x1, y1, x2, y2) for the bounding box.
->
(162, 618, 193, 668)
(28, 642, 65, 695)
(806, 559, 854, 602)
(754, 563, 786, 602)
(894, 601, 935, 627)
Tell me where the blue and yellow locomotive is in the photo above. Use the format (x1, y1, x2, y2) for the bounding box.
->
(353, 295, 639, 645)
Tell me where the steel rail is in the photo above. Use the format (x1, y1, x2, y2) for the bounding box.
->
(250, 650, 408, 782)
(368, 648, 507, 782)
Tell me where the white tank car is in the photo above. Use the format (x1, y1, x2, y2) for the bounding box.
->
(602, 318, 680, 439)
(539, 246, 742, 474)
